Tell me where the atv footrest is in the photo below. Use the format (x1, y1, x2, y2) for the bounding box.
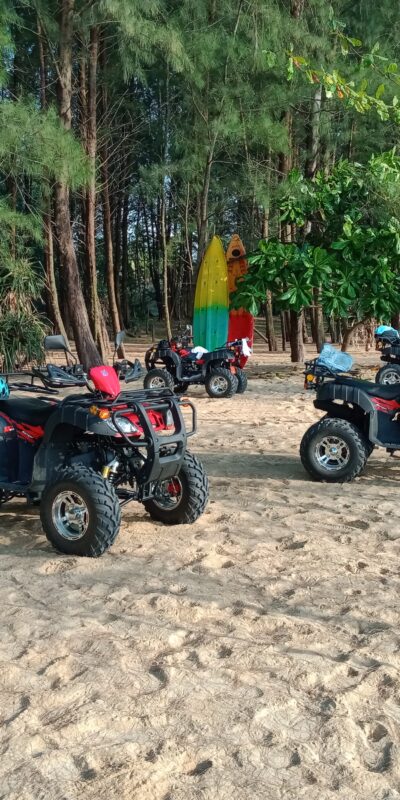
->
(0, 481, 29, 494)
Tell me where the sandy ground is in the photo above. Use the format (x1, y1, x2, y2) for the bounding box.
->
(1, 347, 400, 800)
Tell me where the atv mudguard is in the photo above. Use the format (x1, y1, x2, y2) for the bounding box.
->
(146, 346, 182, 375)
(314, 381, 400, 449)
(28, 402, 120, 495)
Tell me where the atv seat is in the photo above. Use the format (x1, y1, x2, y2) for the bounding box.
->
(335, 377, 400, 400)
(0, 397, 58, 426)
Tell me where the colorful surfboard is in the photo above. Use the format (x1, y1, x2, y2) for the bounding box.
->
(193, 236, 229, 351)
(226, 234, 254, 346)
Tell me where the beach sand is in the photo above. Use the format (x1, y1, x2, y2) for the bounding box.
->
(1, 348, 400, 799)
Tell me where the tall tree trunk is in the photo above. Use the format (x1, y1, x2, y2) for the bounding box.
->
(43, 209, 68, 340)
(54, 0, 101, 369)
(100, 43, 124, 355)
(102, 164, 125, 354)
(289, 310, 304, 362)
(37, 20, 66, 337)
(280, 312, 286, 352)
(121, 192, 130, 328)
(341, 320, 365, 352)
(161, 194, 172, 340)
(305, 86, 322, 181)
(265, 292, 277, 352)
(391, 313, 400, 330)
(113, 191, 123, 322)
(84, 28, 101, 345)
(312, 288, 325, 352)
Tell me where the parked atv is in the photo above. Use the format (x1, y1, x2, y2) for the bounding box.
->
(144, 327, 250, 398)
(300, 343, 400, 483)
(0, 334, 209, 556)
(374, 325, 400, 385)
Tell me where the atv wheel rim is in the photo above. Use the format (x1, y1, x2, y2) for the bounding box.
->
(153, 477, 183, 510)
(52, 491, 89, 540)
(149, 375, 168, 388)
(381, 370, 400, 384)
(209, 375, 229, 395)
(315, 436, 350, 471)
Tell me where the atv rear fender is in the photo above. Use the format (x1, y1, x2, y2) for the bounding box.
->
(314, 381, 400, 448)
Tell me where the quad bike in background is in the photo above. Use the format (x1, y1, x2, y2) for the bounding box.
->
(0, 333, 209, 557)
(374, 325, 400, 385)
(144, 326, 251, 398)
(300, 343, 400, 483)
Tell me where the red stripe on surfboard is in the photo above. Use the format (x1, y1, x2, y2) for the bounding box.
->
(226, 235, 254, 346)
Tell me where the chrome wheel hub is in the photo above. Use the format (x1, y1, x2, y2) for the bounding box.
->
(210, 375, 228, 395)
(52, 491, 89, 540)
(153, 477, 183, 510)
(315, 435, 350, 471)
(149, 375, 167, 388)
(382, 370, 400, 385)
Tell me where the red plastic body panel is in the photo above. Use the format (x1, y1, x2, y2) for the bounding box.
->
(89, 365, 121, 399)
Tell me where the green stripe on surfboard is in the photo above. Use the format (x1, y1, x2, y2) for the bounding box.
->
(193, 236, 229, 351)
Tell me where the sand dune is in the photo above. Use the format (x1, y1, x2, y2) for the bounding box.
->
(1, 353, 400, 799)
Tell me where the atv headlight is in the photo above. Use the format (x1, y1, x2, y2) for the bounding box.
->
(164, 410, 174, 428)
(105, 417, 139, 434)
(116, 417, 139, 434)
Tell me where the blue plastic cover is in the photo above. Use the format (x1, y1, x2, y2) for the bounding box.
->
(375, 325, 399, 336)
(316, 344, 353, 373)
(375, 325, 400, 339)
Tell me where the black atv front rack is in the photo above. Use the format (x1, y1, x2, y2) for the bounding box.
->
(53, 387, 197, 488)
(111, 392, 196, 485)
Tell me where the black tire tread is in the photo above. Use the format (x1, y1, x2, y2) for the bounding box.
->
(321, 413, 374, 458)
(300, 417, 368, 483)
(144, 451, 209, 524)
(205, 367, 237, 399)
(40, 465, 121, 557)
(235, 368, 248, 394)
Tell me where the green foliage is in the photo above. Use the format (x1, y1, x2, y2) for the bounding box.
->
(0, 101, 90, 188)
(232, 240, 334, 314)
(232, 150, 400, 325)
(0, 258, 47, 371)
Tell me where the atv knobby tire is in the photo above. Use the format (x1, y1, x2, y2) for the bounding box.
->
(205, 367, 238, 399)
(321, 413, 374, 459)
(375, 364, 400, 385)
(300, 417, 368, 483)
(40, 466, 121, 557)
(144, 451, 209, 524)
(144, 368, 175, 391)
(235, 368, 248, 394)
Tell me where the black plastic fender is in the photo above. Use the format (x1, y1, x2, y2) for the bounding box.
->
(314, 381, 400, 448)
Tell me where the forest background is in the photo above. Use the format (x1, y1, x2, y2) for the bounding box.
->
(2, 0, 400, 368)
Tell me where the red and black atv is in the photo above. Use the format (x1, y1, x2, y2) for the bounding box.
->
(300, 344, 400, 482)
(144, 327, 250, 398)
(0, 333, 208, 556)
